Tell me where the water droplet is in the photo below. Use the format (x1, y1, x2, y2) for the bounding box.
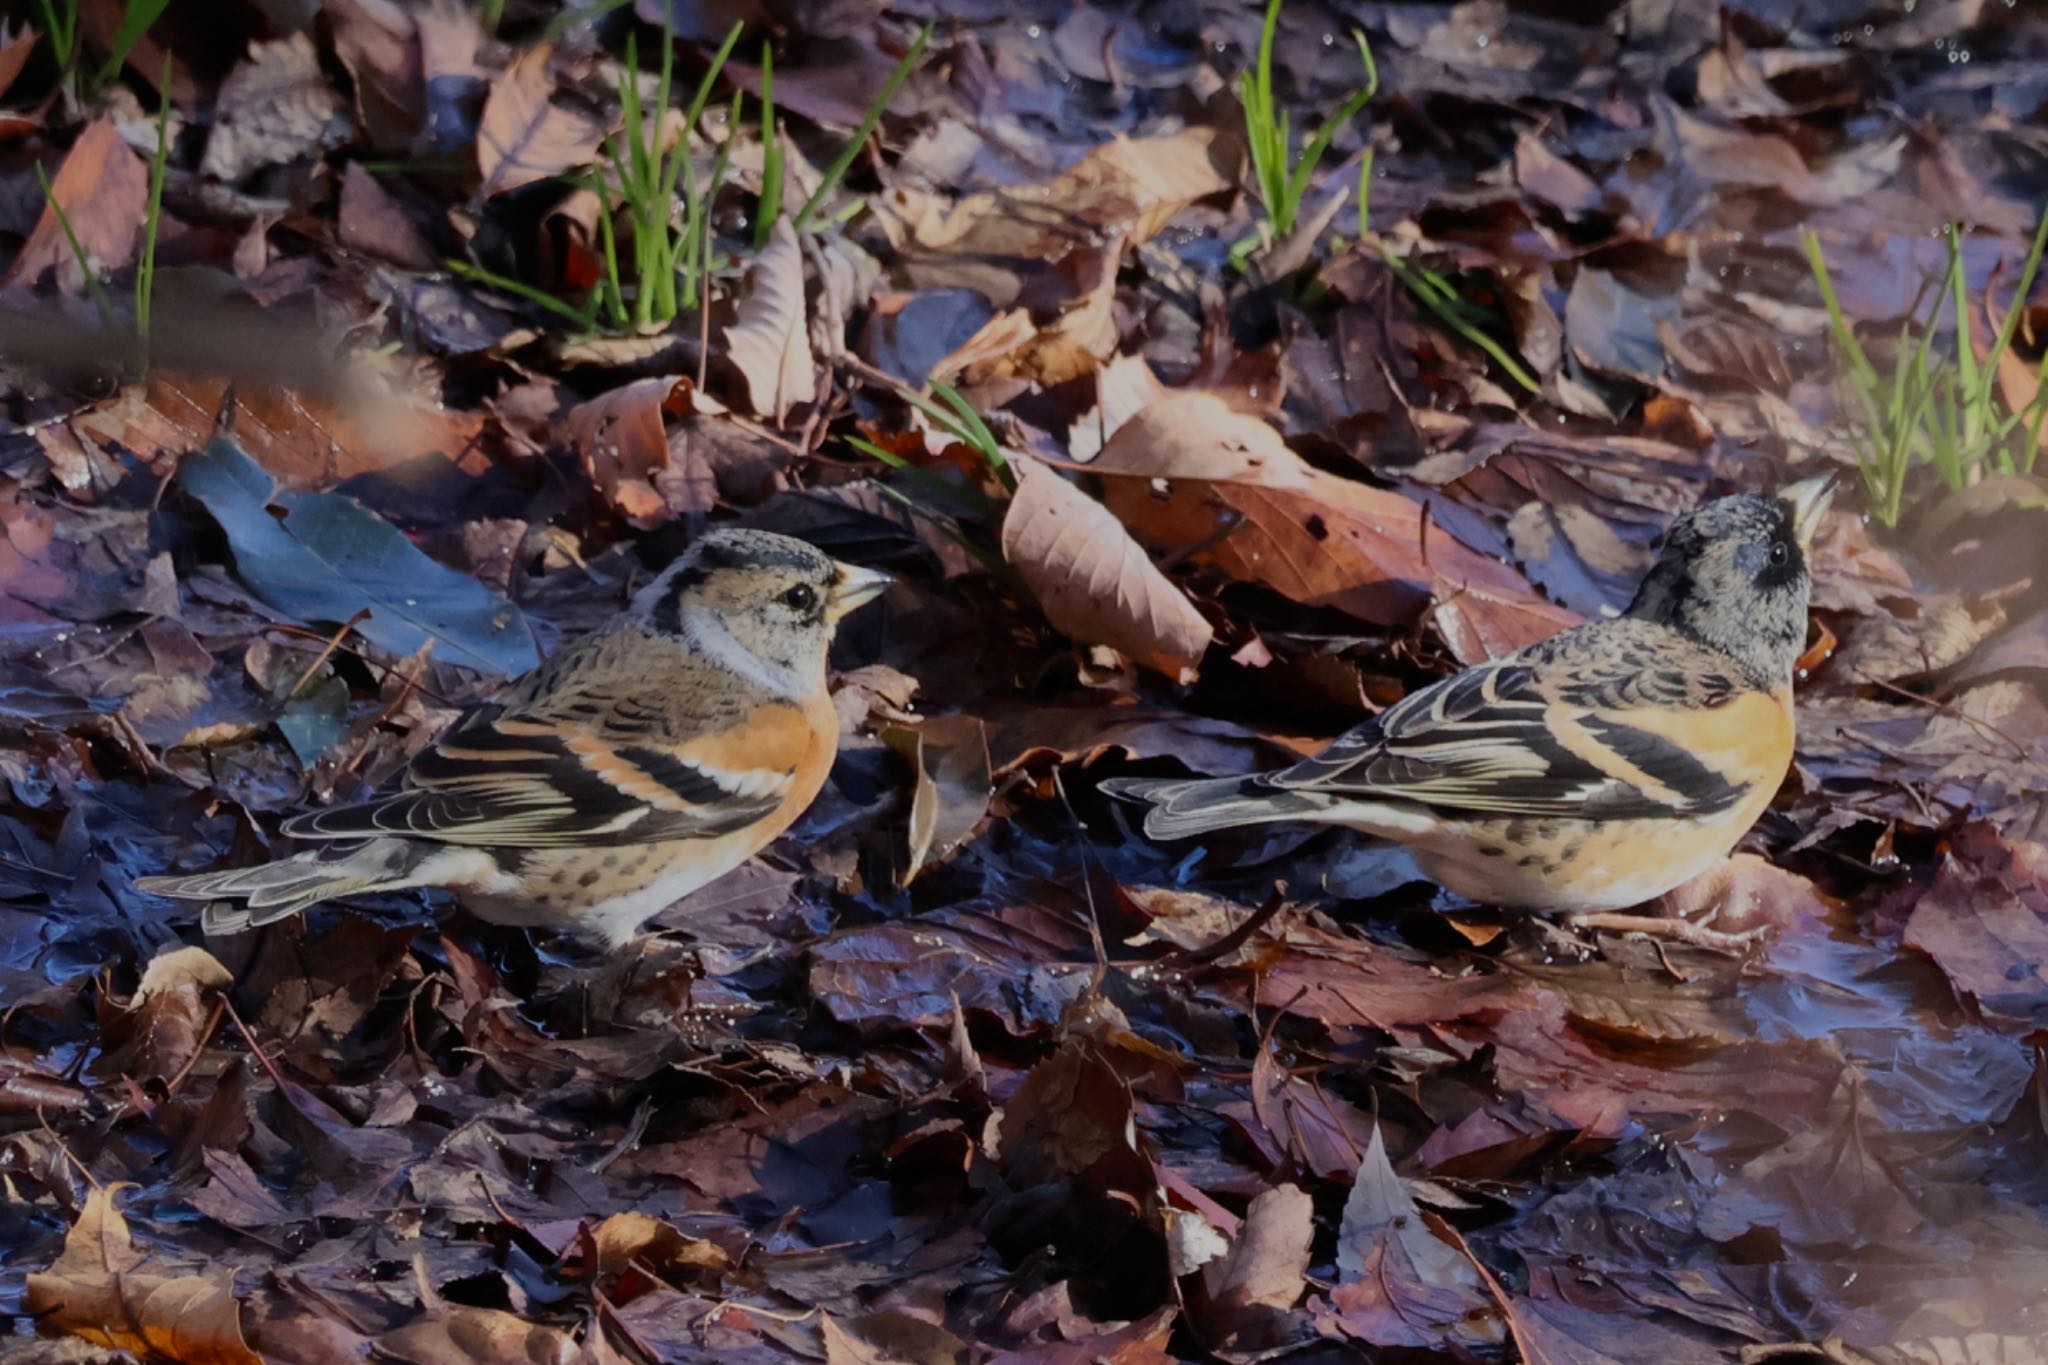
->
(1026, 23, 1040, 37)
(1475, 32, 1489, 46)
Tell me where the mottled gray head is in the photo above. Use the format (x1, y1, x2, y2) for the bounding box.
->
(1625, 478, 1834, 687)
(631, 529, 889, 692)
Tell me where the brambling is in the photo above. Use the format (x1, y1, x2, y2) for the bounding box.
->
(1107, 478, 1836, 945)
(139, 529, 890, 946)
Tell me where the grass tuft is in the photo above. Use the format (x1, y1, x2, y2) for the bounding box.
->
(1805, 218, 2048, 526)
(1236, 0, 1377, 259)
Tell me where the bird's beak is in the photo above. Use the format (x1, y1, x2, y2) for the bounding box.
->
(825, 562, 891, 621)
(1783, 473, 1837, 551)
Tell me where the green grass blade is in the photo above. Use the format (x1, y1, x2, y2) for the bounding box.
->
(448, 259, 597, 327)
(754, 43, 782, 249)
(94, 0, 171, 90)
(796, 23, 930, 232)
(136, 55, 173, 361)
(33, 163, 117, 331)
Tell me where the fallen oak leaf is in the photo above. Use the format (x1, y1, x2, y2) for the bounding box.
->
(25, 1183, 263, 1365)
(724, 217, 817, 422)
(1001, 456, 1213, 682)
(477, 42, 607, 197)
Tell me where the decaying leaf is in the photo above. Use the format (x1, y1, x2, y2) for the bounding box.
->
(1092, 392, 1565, 648)
(562, 375, 692, 528)
(1001, 457, 1213, 682)
(883, 713, 992, 883)
(26, 1185, 263, 1364)
(4, 119, 149, 295)
(200, 34, 354, 183)
(1315, 1126, 1499, 1350)
(476, 42, 607, 196)
(724, 217, 817, 422)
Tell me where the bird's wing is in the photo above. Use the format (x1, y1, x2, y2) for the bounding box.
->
(285, 635, 812, 848)
(1263, 627, 1787, 821)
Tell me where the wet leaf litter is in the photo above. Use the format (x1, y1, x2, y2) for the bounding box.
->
(1, 0, 2046, 1360)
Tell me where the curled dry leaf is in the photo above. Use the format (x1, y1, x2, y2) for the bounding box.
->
(882, 713, 993, 884)
(1001, 457, 1213, 683)
(477, 42, 607, 197)
(4, 119, 149, 295)
(725, 217, 818, 422)
(1200, 1182, 1314, 1322)
(25, 1184, 263, 1365)
(562, 375, 692, 528)
(200, 34, 354, 183)
(1093, 392, 1569, 651)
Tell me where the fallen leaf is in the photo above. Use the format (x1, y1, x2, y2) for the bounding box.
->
(4, 119, 150, 295)
(178, 433, 539, 677)
(562, 375, 692, 528)
(476, 42, 607, 197)
(376, 1306, 581, 1364)
(78, 367, 487, 490)
(1001, 457, 1213, 682)
(878, 128, 1236, 304)
(724, 217, 817, 422)
(0, 30, 36, 103)
(200, 34, 353, 183)
(1092, 392, 1559, 639)
(883, 713, 992, 883)
(1315, 1126, 1498, 1351)
(338, 162, 437, 269)
(1197, 1183, 1313, 1348)
(25, 1184, 263, 1365)
(1903, 823, 2048, 1031)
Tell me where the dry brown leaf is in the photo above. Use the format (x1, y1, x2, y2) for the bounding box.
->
(724, 216, 816, 422)
(1203, 1183, 1314, 1314)
(25, 1184, 263, 1364)
(562, 375, 691, 527)
(376, 1306, 580, 1363)
(200, 34, 353, 183)
(477, 42, 607, 197)
(338, 162, 437, 269)
(4, 119, 150, 295)
(883, 713, 992, 884)
(0, 28, 36, 102)
(1091, 392, 1567, 650)
(77, 368, 486, 490)
(878, 128, 1235, 304)
(1001, 456, 1213, 682)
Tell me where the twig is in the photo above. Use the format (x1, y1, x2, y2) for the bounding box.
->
(286, 609, 371, 698)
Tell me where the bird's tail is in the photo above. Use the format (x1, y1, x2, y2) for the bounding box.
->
(1099, 774, 1340, 841)
(136, 838, 433, 934)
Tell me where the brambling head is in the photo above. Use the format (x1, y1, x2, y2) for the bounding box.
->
(1625, 475, 1835, 687)
(633, 529, 890, 694)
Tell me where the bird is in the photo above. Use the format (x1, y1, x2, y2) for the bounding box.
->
(139, 529, 891, 946)
(1105, 477, 1836, 947)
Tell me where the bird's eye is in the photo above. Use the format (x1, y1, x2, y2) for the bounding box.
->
(781, 584, 818, 612)
(1768, 541, 1789, 567)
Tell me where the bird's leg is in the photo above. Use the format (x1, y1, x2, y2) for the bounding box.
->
(1564, 911, 1766, 954)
